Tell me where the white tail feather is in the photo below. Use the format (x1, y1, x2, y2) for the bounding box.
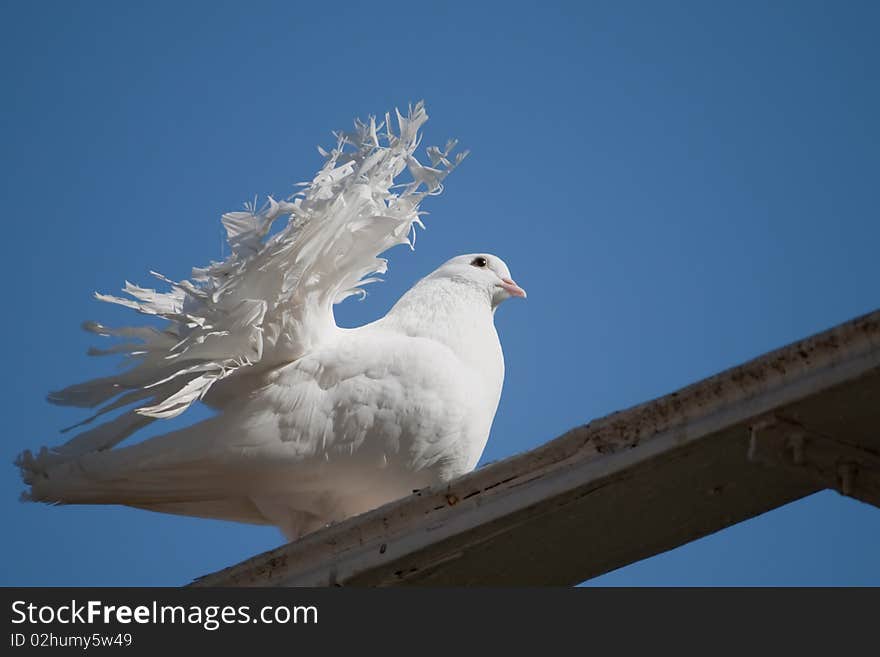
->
(22, 103, 465, 489)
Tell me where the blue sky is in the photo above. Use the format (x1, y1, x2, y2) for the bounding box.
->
(2, 0, 878, 586)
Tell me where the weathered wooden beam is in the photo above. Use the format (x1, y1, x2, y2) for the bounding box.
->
(193, 310, 880, 586)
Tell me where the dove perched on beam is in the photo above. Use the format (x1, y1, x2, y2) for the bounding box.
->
(16, 102, 526, 540)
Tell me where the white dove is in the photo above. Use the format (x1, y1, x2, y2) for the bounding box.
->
(16, 103, 526, 540)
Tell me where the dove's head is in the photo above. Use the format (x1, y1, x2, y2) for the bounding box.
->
(428, 253, 527, 309)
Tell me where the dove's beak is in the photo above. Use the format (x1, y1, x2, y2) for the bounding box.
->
(499, 277, 527, 299)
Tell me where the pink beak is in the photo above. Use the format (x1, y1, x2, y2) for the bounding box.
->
(499, 277, 527, 299)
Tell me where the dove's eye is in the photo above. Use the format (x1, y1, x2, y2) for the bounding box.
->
(471, 256, 488, 268)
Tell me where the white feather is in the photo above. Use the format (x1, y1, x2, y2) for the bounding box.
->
(45, 101, 465, 422)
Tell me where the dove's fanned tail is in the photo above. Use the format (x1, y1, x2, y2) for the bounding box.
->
(24, 103, 465, 479)
(18, 103, 465, 489)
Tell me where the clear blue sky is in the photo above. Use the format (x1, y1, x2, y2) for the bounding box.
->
(2, 1, 878, 586)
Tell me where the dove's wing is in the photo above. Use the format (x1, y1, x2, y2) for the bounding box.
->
(43, 103, 466, 459)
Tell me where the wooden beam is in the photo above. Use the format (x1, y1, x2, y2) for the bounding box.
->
(193, 310, 880, 586)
